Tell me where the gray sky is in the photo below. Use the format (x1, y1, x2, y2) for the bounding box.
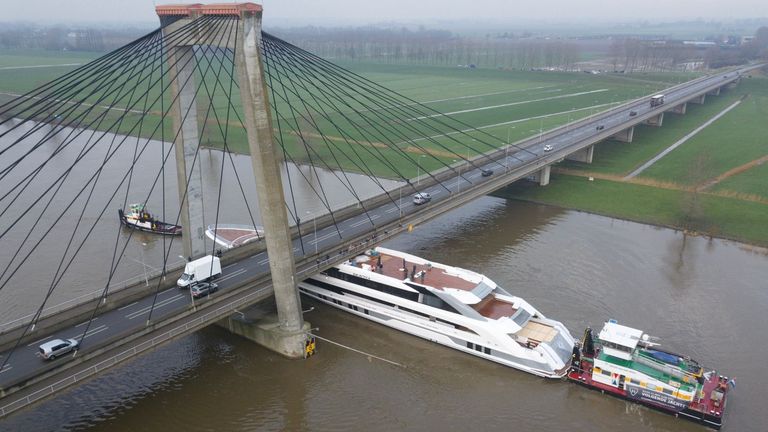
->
(5, 0, 768, 25)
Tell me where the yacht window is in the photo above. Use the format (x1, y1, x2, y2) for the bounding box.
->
(421, 292, 459, 314)
(511, 308, 531, 326)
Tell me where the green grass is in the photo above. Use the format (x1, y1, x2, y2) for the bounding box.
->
(498, 174, 768, 246)
(639, 77, 768, 185)
(712, 160, 768, 199)
(559, 86, 747, 176)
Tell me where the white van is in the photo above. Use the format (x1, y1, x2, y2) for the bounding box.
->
(177, 255, 222, 288)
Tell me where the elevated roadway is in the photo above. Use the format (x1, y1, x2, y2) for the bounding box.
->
(0, 63, 762, 417)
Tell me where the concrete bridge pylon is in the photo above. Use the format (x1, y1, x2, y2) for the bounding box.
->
(157, 3, 309, 358)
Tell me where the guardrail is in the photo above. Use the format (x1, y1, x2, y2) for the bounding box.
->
(0, 260, 187, 334)
(1, 65, 760, 417)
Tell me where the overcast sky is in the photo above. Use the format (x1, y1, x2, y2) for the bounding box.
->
(5, 0, 768, 25)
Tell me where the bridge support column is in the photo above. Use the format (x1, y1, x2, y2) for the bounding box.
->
(164, 23, 207, 260)
(232, 6, 308, 358)
(690, 94, 706, 105)
(565, 145, 594, 163)
(527, 165, 551, 186)
(707, 86, 721, 96)
(610, 126, 634, 143)
(644, 112, 664, 127)
(671, 102, 687, 115)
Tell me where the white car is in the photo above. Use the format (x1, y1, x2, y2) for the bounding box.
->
(543, 144, 553, 152)
(39, 338, 79, 360)
(413, 192, 431, 205)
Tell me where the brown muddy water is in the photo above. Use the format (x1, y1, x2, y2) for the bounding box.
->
(1, 191, 767, 431)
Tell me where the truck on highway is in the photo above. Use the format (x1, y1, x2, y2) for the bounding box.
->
(177, 255, 222, 288)
(650, 94, 665, 107)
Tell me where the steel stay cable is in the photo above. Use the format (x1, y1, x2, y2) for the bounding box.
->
(266, 39, 456, 195)
(0, 17, 216, 183)
(262, 38, 405, 207)
(0, 16, 229, 312)
(268, 38, 486, 184)
(75, 15, 235, 338)
(266, 42, 342, 238)
(262, 40, 379, 231)
(145, 15, 239, 322)
(0, 16, 181, 118)
(0, 29, 160, 132)
(0, 31, 166, 290)
(0, 18, 233, 369)
(266, 33, 529, 164)
(0, 16, 225, 243)
(0, 31, 161, 185)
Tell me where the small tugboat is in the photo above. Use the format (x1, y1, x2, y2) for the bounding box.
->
(118, 203, 182, 235)
(569, 320, 733, 429)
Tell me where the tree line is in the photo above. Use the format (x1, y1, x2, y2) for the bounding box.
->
(270, 26, 581, 70)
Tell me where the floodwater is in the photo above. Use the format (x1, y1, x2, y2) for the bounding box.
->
(0, 120, 400, 324)
(2, 192, 767, 431)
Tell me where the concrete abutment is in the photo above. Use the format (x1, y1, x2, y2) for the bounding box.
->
(610, 126, 634, 143)
(565, 145, 594, 164)
(644, 112, 664, 127)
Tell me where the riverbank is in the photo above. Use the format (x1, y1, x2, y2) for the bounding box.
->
(497, 173, 768, 247)
(499, 71, 768, 247)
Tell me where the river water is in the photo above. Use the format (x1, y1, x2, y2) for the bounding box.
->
(1, 192, 766, 431)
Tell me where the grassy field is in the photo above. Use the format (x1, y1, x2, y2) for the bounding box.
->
(1, 49, 765, 245)
(503, 72, 768, 246)
(0, 49, 695, 180)
(498, 174, 768, 246)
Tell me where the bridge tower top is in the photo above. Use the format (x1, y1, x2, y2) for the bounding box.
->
(156, 3, 262, 17)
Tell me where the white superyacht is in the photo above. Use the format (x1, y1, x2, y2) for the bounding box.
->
(299, 247, 575, 378)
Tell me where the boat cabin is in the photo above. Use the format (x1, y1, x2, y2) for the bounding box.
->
(597, 321, 643, 361)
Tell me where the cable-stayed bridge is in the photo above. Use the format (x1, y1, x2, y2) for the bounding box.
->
(0, 3, 759, 417)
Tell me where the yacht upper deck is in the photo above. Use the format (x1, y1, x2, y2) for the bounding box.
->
(351, 250, 476, 292)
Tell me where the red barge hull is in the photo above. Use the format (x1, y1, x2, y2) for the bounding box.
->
(568, 362, 728, 429)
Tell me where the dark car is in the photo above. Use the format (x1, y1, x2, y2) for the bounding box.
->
(596, 125, 605, 131)
(629, 110, 637, 117)
(191, 282, 219, 299)
(481, 169, 493, 177)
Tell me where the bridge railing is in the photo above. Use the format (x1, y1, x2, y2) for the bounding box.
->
(0, 259, 186, 335)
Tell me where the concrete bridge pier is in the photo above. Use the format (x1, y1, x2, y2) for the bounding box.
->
(565, 145, 594, 163)
(527, 165, 551, 186)
(610, 126, 634, 143)
(229, 5, 310, 359)
(163, 19, 207, 259)
(644, 112, 664, 127)
(670, 102, 687, 115)
(690, 94, 706, 105)
(707, 86, 721, 96)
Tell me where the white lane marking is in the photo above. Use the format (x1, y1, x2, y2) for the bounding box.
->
(118, 301, 139, 311)
(385, 206, 399, 214)
(74, 318, 98, 328)
(68, 325, 109, 340)
(258, 259, 269, 265)
(310, 231, 337, 244)
(159, 287, 176, 296)
(0, 364, 12, 374)
(27, 336, 53, 347)
(350, 218, 371, 228)
(126, 295, 184, 320)
(217, 268, 246, 282)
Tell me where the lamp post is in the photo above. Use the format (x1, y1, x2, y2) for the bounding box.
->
(416, 154, 426, 186)
(140, 242, 148, 286)
(306, 210, 317, 255)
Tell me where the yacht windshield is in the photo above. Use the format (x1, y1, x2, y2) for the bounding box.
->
(544, 332, 573, 364)
(511, 308, 531, 327)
